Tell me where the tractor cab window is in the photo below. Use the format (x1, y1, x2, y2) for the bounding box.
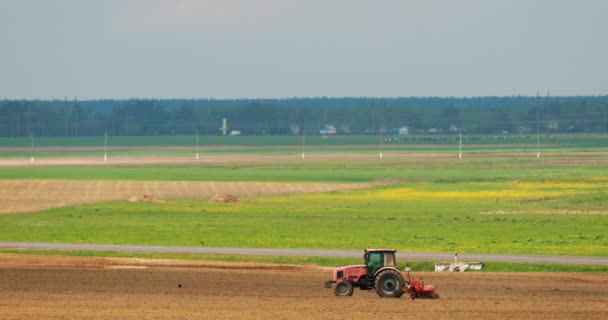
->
(366, 252, 384, 274)
(383, 252, 396, 267)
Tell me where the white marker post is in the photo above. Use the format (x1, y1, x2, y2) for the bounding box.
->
(378, 130, 383, 159)
(30, 134, 34, 164)
(459, 130, 462, 159)
(301, 131, 305, 160)
(195, 129, 200, 160)
(104, 131, 108, 161)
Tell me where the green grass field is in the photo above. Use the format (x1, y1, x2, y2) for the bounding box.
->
(0, 133, 605, 159)
(1, 150, 607, 270)
(1, 157, 607, 182)
(0, 162, 607, 256)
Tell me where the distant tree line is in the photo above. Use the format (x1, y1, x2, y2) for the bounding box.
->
(0, 96, 607, 137)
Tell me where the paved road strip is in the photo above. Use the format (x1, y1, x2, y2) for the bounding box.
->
(0, 242, 606, 266)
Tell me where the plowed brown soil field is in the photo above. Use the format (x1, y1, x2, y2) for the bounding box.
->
(0, 180, 376, 214)
(0, 254, 606, 320)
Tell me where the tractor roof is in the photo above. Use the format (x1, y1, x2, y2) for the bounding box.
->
(364, 248, 397, 253)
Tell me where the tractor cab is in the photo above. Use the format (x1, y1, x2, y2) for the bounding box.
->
(364, 249, 397, 275)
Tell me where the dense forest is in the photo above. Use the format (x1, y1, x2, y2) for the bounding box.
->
(1, 96, 607, 137)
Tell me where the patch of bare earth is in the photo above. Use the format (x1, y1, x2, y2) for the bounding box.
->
(0, 153, 458, 167)
(0, 180, 376, 214)
(2, 151, 608, 168)
(211, 194, 239, 203)
(0, 254, 607, 320)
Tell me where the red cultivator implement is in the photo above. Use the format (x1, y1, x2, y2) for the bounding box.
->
(403, 265, 439, 299)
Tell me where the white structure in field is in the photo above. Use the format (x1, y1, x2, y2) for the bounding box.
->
(220, 118, 228, 135)
(320, 124, 337, 135)
(434, 252, 484, 272)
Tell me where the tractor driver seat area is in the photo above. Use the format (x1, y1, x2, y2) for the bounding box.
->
(366, 252, 384, 275)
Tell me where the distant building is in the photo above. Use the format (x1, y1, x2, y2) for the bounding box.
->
(229, 130, 241, 136)
(517, 126, 532, 134)
(390, 127, 409, 136)
(548, 120, 559, 130)
(320, 124, 337, 135)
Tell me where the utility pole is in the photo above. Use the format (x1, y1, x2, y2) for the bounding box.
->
(64, 96, 68, 136)
(371, 112, 376, 135)
(378, 128, 383, 159)
(195, 128, 200, 160)
(604, 104, 608, 134)
(546, 90, 550, 131)
(536, 91, 541, 159)
(73, 97, 78, 137)
(26, 103, 32, 137)
(378, 104, 385, 159)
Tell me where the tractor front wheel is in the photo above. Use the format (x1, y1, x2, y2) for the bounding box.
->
(375, 270, 405, 298)
(334, 280, 354, 296)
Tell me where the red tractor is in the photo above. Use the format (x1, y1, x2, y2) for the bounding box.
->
(324, 248, 438, 299)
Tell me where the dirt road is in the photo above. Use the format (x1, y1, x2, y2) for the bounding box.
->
(2, 242, 607, 266)
(0, 254, 606, 320)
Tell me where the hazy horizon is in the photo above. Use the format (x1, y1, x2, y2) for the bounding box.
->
(2, 0, 607, 100)
(4, 94, 608, 102)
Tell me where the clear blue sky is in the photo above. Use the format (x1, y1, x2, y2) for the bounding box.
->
(1, 0, 607, 99)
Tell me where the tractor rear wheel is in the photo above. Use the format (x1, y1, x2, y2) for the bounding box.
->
(334, 280, 354, 296)
(375, 270, 405, 298)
